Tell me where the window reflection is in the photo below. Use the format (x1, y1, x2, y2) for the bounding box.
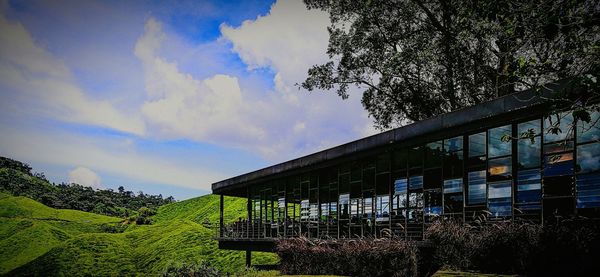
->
(578, 111, 600, 144)
(518, 120, 541, 169)
(488, 157, 512, 181)
(469, 132, 486, 157)
(489, 125, 512, 158)
(576, 173, 600, 208)
(468, 170, 486, 205)
(488, 181, 512, 217)
(577, 142, 600, 174)
(544, 112, 574, 142)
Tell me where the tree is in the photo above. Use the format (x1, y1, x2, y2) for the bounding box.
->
(302, 0, 600, 130)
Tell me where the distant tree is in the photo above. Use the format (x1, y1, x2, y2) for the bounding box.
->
(302, 0, 600, 130)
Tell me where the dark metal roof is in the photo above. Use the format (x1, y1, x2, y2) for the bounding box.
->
(212, 81, 565, 194)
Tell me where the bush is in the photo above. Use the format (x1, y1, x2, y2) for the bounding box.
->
(424, 220, 474, 270)
(425, 218, 600, 276)
(276, 237, 435, 277)
(162, 261, 221, 277)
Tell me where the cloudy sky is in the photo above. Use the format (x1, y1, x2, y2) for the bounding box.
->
(0, 0, 376, 200)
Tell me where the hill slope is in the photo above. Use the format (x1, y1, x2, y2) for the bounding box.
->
(0, 191, 277, 275)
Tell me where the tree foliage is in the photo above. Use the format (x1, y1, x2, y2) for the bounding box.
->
(0, 156, 175, 218)
(302, 0, 600, 130)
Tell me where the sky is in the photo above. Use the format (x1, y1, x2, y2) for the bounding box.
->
(0, 0, 376, 200)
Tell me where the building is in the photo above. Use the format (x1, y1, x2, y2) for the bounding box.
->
(211, 81, 599, 265)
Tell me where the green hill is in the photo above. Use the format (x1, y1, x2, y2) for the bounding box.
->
(0, 191, 277, 276)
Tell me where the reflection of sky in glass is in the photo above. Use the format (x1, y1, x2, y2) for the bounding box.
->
(488, 181, 512, 199)
(489, 125, 512, 157)
(518, 119, 541, 169)
(577, 143, 600, 173)
(578, 111, 600, 144)
(544, 112, 574, 142)
(444, 136, 463, 152)
(468, 170, 486, 204)
(469, 132, 486, 157)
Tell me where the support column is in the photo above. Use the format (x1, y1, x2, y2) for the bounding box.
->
(219, 194, 224, 237)
(246, 250, 251, 268)
(247, 187, 252, 238)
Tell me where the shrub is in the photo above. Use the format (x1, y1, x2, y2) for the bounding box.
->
(424, 220, 474, 270)
(425, 218, 600, 276)
(276, 237, 434, 277)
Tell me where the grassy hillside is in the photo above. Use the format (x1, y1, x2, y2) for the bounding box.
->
(0, 191, 277, 276)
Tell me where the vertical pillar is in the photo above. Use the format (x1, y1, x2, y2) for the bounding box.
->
(219, 194, 224, 237)
(246, 250, 251, 268)
(247, 187, 251, 238)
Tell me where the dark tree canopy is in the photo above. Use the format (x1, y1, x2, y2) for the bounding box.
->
(302, 0, 600, 130)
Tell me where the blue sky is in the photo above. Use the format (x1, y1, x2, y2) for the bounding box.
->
(0, 0, 375, 200)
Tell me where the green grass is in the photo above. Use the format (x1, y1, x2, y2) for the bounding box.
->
(0, 189, 277, 275)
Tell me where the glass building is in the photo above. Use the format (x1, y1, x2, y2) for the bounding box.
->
(212, 82, 600, 259)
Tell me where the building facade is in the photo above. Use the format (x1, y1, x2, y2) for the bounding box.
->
(212, 82, 600, 255)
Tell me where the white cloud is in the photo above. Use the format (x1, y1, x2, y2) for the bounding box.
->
(68, 166, 102, 189)
(0, 13, 145, 135)
(129, 1, 376, 163)
(0, 123, 226, 191)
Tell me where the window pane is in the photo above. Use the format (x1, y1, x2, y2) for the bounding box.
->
(424, 189, 442, 220)
(578, 111, 600, 144)
(489, 125, 512, 158)
(544, 112, 574, 143)
(444, 136, 463, 152)
(443, 150, 463, 179)
(409, 175, 423, 190)
(409, 192, 423, 208)
(518, 120, 541, 169)
(444, 178, 463, 194)
(517, 169, 541, 209)
(576, 173, 600, 208)
(468, 170, 486, 205)
(409, 147, 423, 168)
(488, 157, 512, 181)
(425, 141, 443, 168)
(544, 152, 574, 177)
(301, 200, 310, 220)
(376, 195, 390, 221)
(577, 142, 600, 174)
(488, 181, 512, 217)
(394, 178, 408, 193)
(469, 132, 486, 157)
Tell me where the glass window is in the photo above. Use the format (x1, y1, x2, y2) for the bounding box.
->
(376, 195, 390, 222)
(544, 152, 574, 177)
(424, 190, 442, 219)
(516, 169, 541, 209)
(350, 198, 362, 219)
(320, 203, 329, 222)
(409, 175, 423, 189)
(409, 192, 423, 208)
(468, 170, 486, 205)
(488, 157, 512, 181)
(409, 146, 423, 169)
(329, 202, 337, 218)
(578, 111, 600, 144)
(576, 173, 600, 208)
(301, 200, 310, 221)
(489, 125, 512, 158)
(544, 112, 574, 143)
(488, 181, 512, 218)
(444, 178, 463, 193)
(469, 132, 486, 157)
(443, 150, 464, 179)
(577, 142, 600, 174)
(444, 136, 463, 152)
(364, 197, 373, 219)
(425, 141, 443, 168)
(309, 203, 319, 222)
(339, 194, 350, 218)
(518, 120, 541, 169)
(394, 178, 408, 193)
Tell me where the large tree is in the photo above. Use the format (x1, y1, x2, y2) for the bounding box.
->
(302, 0, 600, 130)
